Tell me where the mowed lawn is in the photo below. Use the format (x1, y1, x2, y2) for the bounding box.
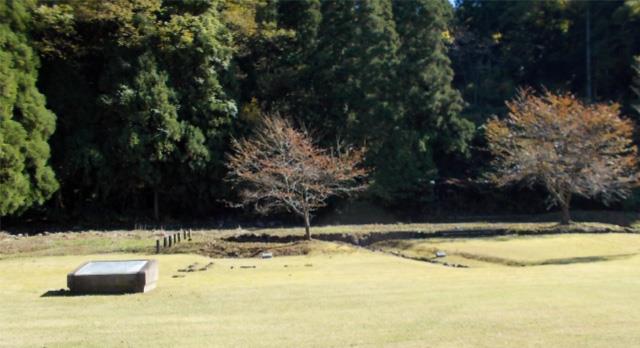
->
(373, 233, 640, 267)
(2, 234, 640, 347)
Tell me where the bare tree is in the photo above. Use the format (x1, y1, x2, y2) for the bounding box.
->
(226, 115, 368, 239)
(486, 89, 639, 224)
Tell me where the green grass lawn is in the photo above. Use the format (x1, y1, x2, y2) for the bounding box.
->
(2, 234, 640, 347)
(373, 233, 640, 267)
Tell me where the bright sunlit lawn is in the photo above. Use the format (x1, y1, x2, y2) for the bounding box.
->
(2, 233, 640, 347)
(373, 233, 640, 267)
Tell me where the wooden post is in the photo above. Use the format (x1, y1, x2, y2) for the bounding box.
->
(163, 237, 167, 248)
(188, 229, 192, 241)
(156, 240, 160, 254)
(183, 230, 186, 239)
(168, 235, 172, 247)
(173, 234, 177, 244)
(177, 233, 181, 243)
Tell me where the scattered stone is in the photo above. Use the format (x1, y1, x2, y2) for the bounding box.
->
(240, 265, 256, 269)
(261, 252, 273, 259)
(172, 275, 185, 278)
(435, 250, 447, 258)
(196, 262, 214, 271)
(304, 264, 313, 267)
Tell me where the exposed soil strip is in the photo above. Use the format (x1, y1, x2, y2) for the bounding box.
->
(224, 225, 634, 247)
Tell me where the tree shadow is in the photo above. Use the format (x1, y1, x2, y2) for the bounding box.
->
(538, 253, 637, 266)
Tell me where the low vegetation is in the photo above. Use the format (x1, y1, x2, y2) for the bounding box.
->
(373, 233, 640, 267)
(3, 222, 640, 346)
(3, 243, 640, 347)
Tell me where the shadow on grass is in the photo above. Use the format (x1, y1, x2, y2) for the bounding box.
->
(5, 209, 640, 236)
(453, 252, 638, 267)
(41, 289, 130, 297)
(41, 289, 74, 297)
(538, 253, 638, 265)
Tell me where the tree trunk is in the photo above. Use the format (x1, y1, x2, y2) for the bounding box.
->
(153, 189, 159, 222)
(56, 191, 65, 211)
(560, 193, 572, 225)
(560, 203, 571, 225)
(303, 209, 311, 240)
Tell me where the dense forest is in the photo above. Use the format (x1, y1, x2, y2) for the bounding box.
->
(1, 0, 640, 226)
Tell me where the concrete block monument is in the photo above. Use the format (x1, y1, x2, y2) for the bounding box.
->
(67, 259, 158, 294)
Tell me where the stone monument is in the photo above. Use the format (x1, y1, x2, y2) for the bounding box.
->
(67, 259, 158, 294)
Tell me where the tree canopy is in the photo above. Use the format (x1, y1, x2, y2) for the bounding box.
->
(0, 0, 58, 223)
(226, 115, 367, 238)
(2, 0, 640, 225)
(486, 89, 639, 224)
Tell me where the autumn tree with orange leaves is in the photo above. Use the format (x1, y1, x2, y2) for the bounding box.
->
(486, 89, 639, 224)
(226, 115, 368, 239)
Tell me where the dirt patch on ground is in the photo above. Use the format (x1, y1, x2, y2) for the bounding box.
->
(197, 241, 315, 258)
(168, 239, 356, 258)
(223, 223, 633, 247)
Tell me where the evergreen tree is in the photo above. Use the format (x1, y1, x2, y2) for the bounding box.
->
(632, 56, 640, 116)
(270, 0, 322, 116)
(34, 0, 237, 218)
(158, 2, 238, 213)
(310, 0, 405, 203)
(379, 0, 473, 203)
(0, 0, 58, 223)
(100, 52, 181, 220)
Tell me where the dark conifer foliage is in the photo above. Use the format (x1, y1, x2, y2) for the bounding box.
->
(33, 0, 236, 219)
(2, 0, 640, 224)
(0, 0, 58, 223)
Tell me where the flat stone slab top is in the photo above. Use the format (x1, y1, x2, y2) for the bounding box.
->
(68, 259, 158, 294)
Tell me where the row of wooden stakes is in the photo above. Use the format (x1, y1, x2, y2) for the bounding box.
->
(156, 230, 192, 253)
